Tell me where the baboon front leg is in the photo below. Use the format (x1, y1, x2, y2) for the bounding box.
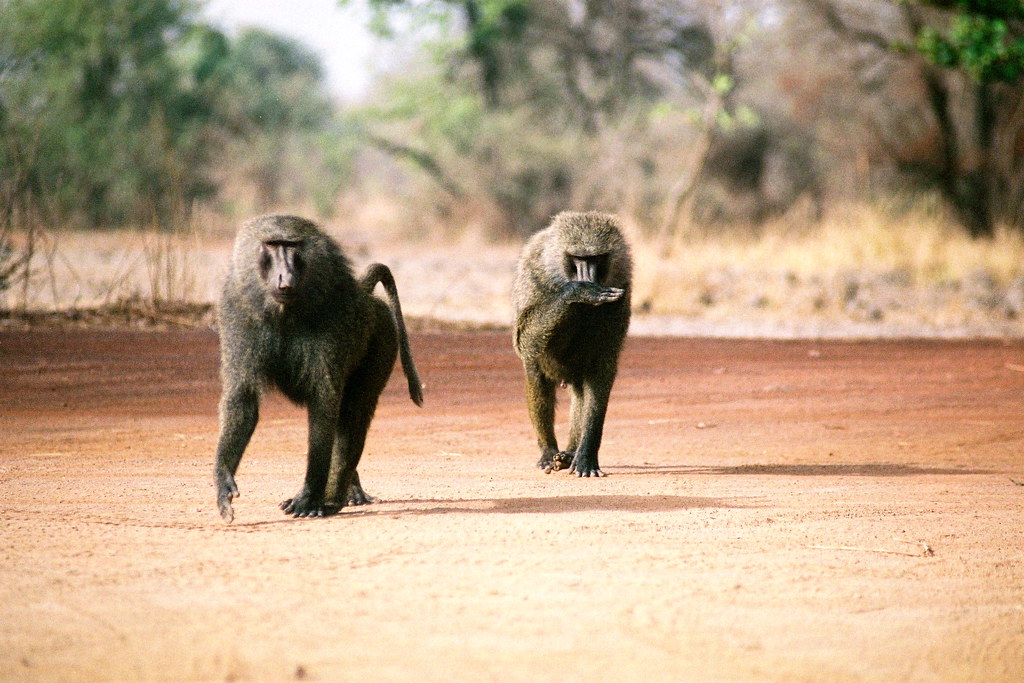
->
(524, 367, 560, 471)
(280, 399, 337, 518)
(214, 387, 260, 523)
(569, 380, 612, 478)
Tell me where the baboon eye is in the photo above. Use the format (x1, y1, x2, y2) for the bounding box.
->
(258, 247, 272, 277)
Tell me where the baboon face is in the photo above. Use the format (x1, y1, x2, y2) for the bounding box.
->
(231, 214, 329, 312)
(547, 211, 631, 288)
(564, 251, 608, 283)
(258, 240, 304, 305)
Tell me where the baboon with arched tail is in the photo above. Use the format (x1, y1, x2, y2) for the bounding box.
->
(214, 214, 423, 522)
(512, 211, 632, 477)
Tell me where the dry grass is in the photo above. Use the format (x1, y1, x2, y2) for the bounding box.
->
(628, 207, 1024, 336)
(2, 205, 1022, 338)
(0, 229, 231, 312)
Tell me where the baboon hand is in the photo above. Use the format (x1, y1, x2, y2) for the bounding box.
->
(536, 448, 562, 473)
(537, 450, 576, 473)
(568, 281, 624, 306)
(570, 453, 606, 478)
(279, 490, 328, 518)
(217, 477, 239, 523)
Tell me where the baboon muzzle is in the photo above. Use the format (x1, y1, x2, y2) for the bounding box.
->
(275, 272, 296, 297)
(570, 255, 606, 283)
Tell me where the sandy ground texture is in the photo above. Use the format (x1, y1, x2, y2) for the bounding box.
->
(1, 328, 1023, 682)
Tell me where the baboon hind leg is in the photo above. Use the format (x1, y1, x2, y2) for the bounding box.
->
(524, 366, 560, 471)
(325, 467, 377, 508)
(550, 383, 585, 472)
(280, 396, 341, 517)
(326, 310, 397, 509)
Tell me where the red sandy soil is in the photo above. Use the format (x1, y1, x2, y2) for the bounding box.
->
(1, 328, 1022, 681)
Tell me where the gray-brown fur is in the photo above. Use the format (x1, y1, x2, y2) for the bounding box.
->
(512, 211, 632, 477)
(214, 214, 422, 522)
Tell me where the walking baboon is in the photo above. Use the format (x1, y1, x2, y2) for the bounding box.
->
(512, 211, 632, 477)
(214, 214, 423, 522)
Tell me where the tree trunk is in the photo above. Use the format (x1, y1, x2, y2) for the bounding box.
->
(463, 0, 502, 109)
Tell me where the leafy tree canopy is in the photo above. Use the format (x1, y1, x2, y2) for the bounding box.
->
(912, 0, 1024, 82)
(0, 0, 339, 228)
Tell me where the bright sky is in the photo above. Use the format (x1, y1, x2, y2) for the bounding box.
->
(202, 0, 376, 101)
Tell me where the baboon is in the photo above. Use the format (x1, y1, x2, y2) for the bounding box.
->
(512, 211, 632, 477)
(214, 214, 423, 522)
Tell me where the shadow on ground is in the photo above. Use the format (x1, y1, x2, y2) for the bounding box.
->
(608, 463, 992, 477)
(225, 494, 739, 527)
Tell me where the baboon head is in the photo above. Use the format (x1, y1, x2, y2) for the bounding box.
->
(548, 211, 632, 288)
(232, 214, 345, 313)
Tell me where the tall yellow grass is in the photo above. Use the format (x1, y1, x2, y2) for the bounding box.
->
(630, 207, 1024, 316)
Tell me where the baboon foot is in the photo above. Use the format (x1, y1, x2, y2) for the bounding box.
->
(326, 473, 379, 507)
(536, 451, 558, 473)
(550, 451, 573, 471)
(344, 482, 379, 507)
(279, 490, 330, 518)
(217, 477, 239, 523)
(537, 451, 574, 473)
(569, 454, 605, 478)
(324, 489, 376, 508)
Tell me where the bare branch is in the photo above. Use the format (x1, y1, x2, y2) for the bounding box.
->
(363, 133, 464, 199)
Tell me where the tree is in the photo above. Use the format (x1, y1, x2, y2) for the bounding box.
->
(915, 1, 1024, 82)
(348, 0, 529, 108)
(0, 0, 349, 229)
(217, 28, 339, 211)
(806, 0, 1024, 236)
(341, 0, 744, 236)
(912, 0, 1024, 236)
(0, 0, 225, 228)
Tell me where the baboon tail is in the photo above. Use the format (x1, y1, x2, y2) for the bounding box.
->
(361, 263, 424, 406)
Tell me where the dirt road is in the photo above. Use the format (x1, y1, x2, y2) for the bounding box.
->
(1, 328, 1022, 681)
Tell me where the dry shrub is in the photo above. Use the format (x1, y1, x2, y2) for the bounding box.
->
(141, 228, 199, 306)
(1, 224, 231, 313)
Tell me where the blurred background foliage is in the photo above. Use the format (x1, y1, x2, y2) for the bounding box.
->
(0, 0, 352, 235)
(1, 0, 1022, 248)
(344, 0, 1024, 239)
